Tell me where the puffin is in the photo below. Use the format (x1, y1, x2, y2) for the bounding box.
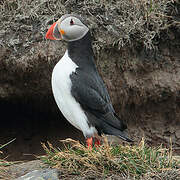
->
(46, 14, 132, 147)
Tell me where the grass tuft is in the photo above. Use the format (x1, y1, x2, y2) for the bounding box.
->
(41, 137, 179, 178)
(0, 138, 16, 167)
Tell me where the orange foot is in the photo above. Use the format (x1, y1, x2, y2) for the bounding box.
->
(86, 137, 101, 149)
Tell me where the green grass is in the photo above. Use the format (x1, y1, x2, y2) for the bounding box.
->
(41, 138, 179, 179)
(0, 160, 12, 167)
(0, 138, 16, 151)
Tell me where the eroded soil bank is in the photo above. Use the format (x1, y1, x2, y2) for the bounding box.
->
(1, 31, 180, 160)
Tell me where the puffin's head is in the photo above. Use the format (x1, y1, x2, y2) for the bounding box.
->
(46, 14, 89, 42)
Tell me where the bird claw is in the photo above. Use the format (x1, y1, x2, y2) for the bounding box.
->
(86, 137, 101, 149)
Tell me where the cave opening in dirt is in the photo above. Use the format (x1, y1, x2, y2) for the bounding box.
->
(0, 100, 83, 161)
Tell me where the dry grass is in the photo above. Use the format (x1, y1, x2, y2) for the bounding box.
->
(0, 139, 16, 180)
(0, 0, 179, 51)
(0, 139, 23, 179)
(0, 138, 16, 167)
(41, 138, 179, 179)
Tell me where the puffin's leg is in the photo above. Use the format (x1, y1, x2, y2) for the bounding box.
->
(94, 137, 101, 147)
(86, 137, 93, 149)
(86, 136, 101, 148)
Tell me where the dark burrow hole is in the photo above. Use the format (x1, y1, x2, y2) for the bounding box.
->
(0, 100, 84, 161)
(1, 98, 180, 161)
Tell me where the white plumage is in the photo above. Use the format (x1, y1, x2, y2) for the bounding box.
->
(51, 50, 97, 137)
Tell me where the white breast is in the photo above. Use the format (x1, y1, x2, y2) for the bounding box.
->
(51, 50, 96, 138)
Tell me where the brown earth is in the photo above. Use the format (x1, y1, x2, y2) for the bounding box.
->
(0, 0, 180, 162)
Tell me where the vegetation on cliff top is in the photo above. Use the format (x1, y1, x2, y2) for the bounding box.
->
(0, 0, 179, 52)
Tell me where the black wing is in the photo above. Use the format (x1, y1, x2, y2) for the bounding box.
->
(70, 67, 127, 132)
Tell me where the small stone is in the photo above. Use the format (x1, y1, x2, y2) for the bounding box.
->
(15, 169, 59, 180)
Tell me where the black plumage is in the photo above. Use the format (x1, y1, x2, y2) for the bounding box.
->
(68, 31, 132, 142)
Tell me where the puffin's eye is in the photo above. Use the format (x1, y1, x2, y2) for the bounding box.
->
(70, 19, 74, 25)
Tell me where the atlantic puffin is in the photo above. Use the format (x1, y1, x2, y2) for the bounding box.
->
(46, 14, 132, 147)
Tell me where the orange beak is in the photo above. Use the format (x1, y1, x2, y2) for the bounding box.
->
(46, 22, 58, 40)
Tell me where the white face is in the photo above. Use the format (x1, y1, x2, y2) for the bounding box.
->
(56, 15, 89, 42)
